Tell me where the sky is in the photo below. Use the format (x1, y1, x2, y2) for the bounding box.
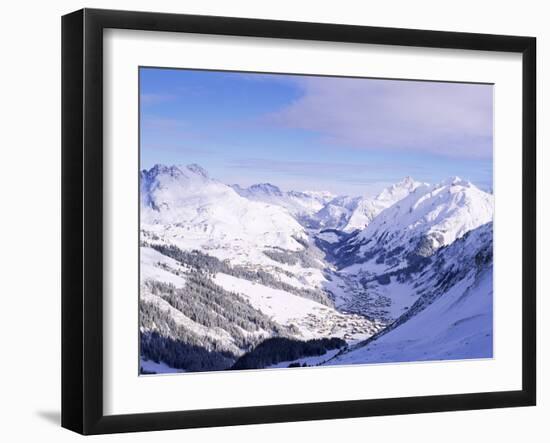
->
(140, 67, 493, 196)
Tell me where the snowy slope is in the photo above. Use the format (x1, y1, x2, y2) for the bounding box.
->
(343, 177, 425, 232)
(141, 164, 308, 266)
(326, 223, 493, 365)
(231, 183, 334, 217)
(310, 195, 361, 230)
(139, 243, 383, 373)
(140, 247, 272, 357)
(214, 273, 383, 343)
(139, 165, 494, 373)
(140, 287, 246, 356)
(139, 165, 372, 371)
(327, 270, 492, 365)
(140, 164, 343, 306)
(336, 177, 493, 271)
(140, 246, 187, 288)
(315, 179, 493, 322)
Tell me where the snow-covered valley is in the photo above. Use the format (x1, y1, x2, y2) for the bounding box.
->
(139, 163, 494, 374)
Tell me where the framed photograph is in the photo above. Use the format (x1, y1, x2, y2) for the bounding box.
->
(61, 8, 536, 435)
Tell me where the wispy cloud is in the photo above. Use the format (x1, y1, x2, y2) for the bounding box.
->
(267, 77, 493, 159)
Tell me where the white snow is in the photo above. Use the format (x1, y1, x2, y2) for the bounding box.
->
(140, 246, 187, 287)
(140, 358, 185, 374)
(141, 290, 245, 355)
(355, 179, 493, 252)
(341, 257, 408, 276)
(376, 277, 418, 318)
(316, 231, 341, 244)
(344, 177, 425, 232)
(310, 195, 361, 230)
(141, 164, 308, 263)
(214, 273, 382, 342)
(326, 222, 494, 366)
(139, 164, 494, 371)
(215, 273, 327, 325)
(327, 268, 493, 365)
(231, 183, 333, 217)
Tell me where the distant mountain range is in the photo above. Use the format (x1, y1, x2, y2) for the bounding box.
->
(231, 182, 334, 218)
(139, 163, 494, 374)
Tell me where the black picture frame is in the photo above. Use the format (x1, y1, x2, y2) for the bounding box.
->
(61, 8, 536, 435)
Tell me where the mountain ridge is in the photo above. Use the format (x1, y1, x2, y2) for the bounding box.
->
(139, 162, 494, 373)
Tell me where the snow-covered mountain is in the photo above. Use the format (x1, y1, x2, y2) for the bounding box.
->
(139, 163, 494, 373)
(320, 177, 493, 323)
(230, 177, 425, 234)
(335, 177, 493, 271)
(140, 164, 385, 373)
(231, 182, 334, 218)
(140, 244, 383, 373)
(141, 164, 308, 264)
(308, 195, 361, 230)
(343, 177, 425, 232)
(324, 222, 493, 365)
(296, 177, 423, 232)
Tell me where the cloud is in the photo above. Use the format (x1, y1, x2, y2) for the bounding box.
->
(268, 77, 493, 159)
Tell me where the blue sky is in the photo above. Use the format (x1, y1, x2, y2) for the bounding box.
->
(140, 67, 493, 196)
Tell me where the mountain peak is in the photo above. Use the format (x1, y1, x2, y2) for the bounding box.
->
(147, 164, 184, 178)
(376, 177, 423, 201)
(342, 178, 423, 233)
(185, 163, 209, 178)
(440, 176, 473, 188)
(399, 176, 415, 186)
(392, 176, 424, 191)
(249, 183, 283, 196)
(143, 163, 212, 181)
